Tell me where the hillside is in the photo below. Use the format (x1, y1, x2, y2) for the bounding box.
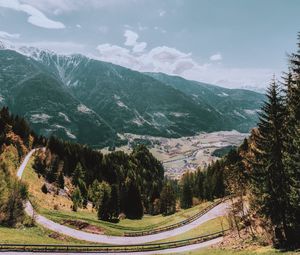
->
(146, 73, 264, 132)
(0, 42, 264, 147)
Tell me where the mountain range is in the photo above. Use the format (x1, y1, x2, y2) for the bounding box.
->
(0, 40, 265, 147)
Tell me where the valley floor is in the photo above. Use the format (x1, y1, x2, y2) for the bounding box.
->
(103, 131, 248, 179)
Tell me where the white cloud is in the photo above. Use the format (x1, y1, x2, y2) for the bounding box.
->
(124, 29, 147, 53)
(95, 31, 276, 90)
(20, 0, 77, 14)
(19, 0, 136, 14)
(19, 41, 87, 54)
(96, 38, 196, 75)
(184, 65, 276, 90)
(124, 30, 138, 47)
(210, 53, 222, 61)
(96, 43, 140, 68)
(0, 0, 65, 29)
(133, 42, 147, 53)
(76, 24, 81, 28)
(0, 30, 20, 39)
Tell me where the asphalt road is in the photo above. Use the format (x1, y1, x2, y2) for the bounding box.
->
(17, 149, 229, 245)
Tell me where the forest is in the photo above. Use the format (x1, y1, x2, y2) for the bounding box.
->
(216, 34, 300, 249)
(0, 106, 226, 224)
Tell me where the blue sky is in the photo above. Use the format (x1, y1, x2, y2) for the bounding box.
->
(0, 0, 299, 90)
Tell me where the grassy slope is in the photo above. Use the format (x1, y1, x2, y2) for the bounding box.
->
(23, 157, 74, 211)
(0, 225, 91, 245)
(23, 155, 215, 236)
(1, 154, 297, 255)
(152, 216, 229, 243)
(182, 247, 299, 255)
(40, 200, 214, 236)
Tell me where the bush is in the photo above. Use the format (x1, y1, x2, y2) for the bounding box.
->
(41, 183, 48, 194)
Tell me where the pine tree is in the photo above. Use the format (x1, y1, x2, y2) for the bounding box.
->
(88, 179, 101, 209)
(160, 182, 176, 215)
(109, 184, 120, 219)
(97, 182, 111, 221)
(58, 172, 64, 189)
(71, 187, 83, 212)
(281, 34, 300, 244)
(78, 179, 88, 208)
(180, 175, 193, 209)
(249, 79, 289, 244)
(194, 169, 205, 200)
(72, 163, 85, 186)
(4, 181, 28, 227)
(124, 181, 144, 219)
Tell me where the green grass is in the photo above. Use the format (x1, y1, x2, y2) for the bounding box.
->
(22, 154, 219, 237)
(118, 201, 215, 231)
(181, 247, 300, 255)
(22, 158, 73, 211)
(0, 225, 91, 245)
(39, 201, 215, 236)
(1, 225, 299, 255)
(152, 216, 229, 243)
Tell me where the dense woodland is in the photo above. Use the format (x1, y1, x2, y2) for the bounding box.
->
(217, 35, 300, 249)
(0, 107, 34, 227)
(34, 136, 226, 219)
(34, 138, 164, 219)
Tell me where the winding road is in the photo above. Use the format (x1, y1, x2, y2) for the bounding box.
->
(2, 238, 223, 255)
(17, 149, 230, 246)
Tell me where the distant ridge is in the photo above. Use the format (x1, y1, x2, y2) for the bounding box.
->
(0, 41, 265, 147)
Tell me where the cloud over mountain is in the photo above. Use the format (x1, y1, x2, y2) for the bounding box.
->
(0, 0, 65, 29)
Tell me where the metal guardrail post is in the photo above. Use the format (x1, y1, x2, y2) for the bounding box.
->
(0, 229, 230, 253)
(124, 196, 232, 236)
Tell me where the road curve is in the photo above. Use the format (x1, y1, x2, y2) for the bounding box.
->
(0, 237, 223, 255)
(16, 149, 37, 178)
(17, 149, 230, 245)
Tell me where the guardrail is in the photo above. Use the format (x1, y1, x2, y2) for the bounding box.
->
(0, 229, 229, 253)
(124, 196, 232, 237)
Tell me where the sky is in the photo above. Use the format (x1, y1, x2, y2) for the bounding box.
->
(0, 0, 299, 91)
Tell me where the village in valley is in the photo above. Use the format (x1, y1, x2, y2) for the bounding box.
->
(103, 131, 248, 179)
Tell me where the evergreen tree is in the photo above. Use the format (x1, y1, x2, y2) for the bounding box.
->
(281, 34, 300, 244)
(249, 79, 289, 244)
(97, 181, 111, 221)
(72, 163, 85, 186)
(194, 169, 205, 200)
(78, 179, 88, 208)
(124, 181, 144, 219)
(71, 187, 83, 212)
(46, 157, 59, 183)
(58, 172, 64, 189)
(88, 179, 101, 209)
(180, 174, 193, 209)
(4, 181, 28, 227)
(160, 182, 176, 215)
(109, 184, 120, 219)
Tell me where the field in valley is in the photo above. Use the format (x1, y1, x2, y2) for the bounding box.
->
(103, 131, 248, 179)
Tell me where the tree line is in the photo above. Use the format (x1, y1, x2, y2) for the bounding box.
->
(220, 34, 300, 249)
(0, 107, 33, 227)
(33, 138, 165, 220)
